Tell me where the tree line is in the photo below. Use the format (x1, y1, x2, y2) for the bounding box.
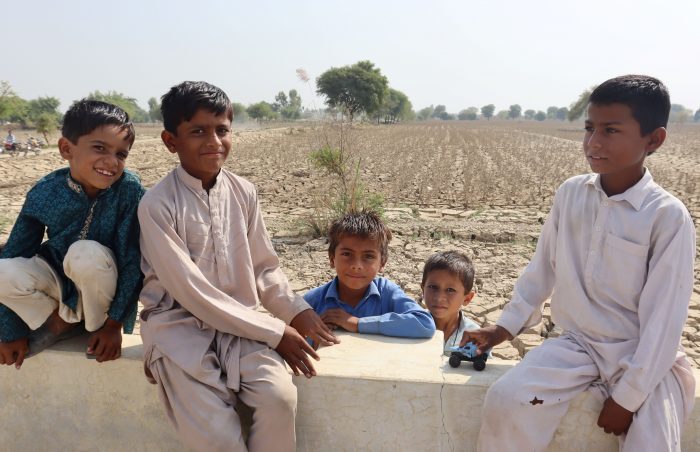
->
(3, 66, 699, 136)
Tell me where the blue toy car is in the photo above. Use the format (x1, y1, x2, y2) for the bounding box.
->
(448, 342, 489, 371)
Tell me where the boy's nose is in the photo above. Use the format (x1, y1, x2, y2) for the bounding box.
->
(585, 132, 602, 149)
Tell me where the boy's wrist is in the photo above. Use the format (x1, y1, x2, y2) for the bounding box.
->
(103, 318, 123, 330)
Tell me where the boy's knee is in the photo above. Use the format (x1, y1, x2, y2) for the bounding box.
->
(255, 380, 297, 417)
(64, 240, 115, 276)
(0, 258, 37, 296)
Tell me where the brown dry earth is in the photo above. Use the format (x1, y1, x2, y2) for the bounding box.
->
(1, 121, 699, 365)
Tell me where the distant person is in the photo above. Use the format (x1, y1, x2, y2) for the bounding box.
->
(4, 129, 17, 152)
(421, 251, 480, 354)
(0, 100, 145, 367)
(305, 210, 436, 339)
(138, 81, 338, 452)
(466, 75, 696, 451)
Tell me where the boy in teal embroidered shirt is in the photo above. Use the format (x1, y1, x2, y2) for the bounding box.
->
(0, 100, 145, 367)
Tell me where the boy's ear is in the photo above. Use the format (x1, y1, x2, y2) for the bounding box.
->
(58, 137, 73, 160)
(645, 127, 666, 156)
(462, 291, 476, 306)
(161, 130, 178, 154)
(329, 252, 335, 269)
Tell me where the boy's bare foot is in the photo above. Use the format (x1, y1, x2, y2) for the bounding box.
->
(26, 311, 85, 358)
(45, 309, 80, 335)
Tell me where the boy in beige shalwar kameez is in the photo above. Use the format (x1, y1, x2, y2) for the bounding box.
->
(138, 81, 338, 452)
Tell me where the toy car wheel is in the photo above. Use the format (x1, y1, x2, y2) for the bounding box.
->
(473, 359, 486, 371)
(448, 354, 462, 368)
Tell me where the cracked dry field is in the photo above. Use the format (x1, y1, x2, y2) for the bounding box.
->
(1, 121, 699, 365)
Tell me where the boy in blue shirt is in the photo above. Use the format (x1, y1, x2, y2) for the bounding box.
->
(0, 100, 145, 367)
(421, 251, 480, 354)
(305, 211, 435, 338)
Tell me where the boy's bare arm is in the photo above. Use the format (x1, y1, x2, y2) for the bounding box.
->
(86, 318, 122, 362)
(461, 325, 513, 355)
(0, 337, 29, 369)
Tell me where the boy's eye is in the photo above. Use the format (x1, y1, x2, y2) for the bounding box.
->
(94, 145, 106, 152)
(117, 152, 128, 161)
(605, 127, 618, 134)
(446, 288, 456, 293)
(217, 128, 230, 136)
(426, 284, 438, 290)
(584, 126, 594, 133)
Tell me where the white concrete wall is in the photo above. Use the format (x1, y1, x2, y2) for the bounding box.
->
(1, 332, 699, 451)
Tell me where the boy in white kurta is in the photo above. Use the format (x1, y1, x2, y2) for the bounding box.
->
(465, 75, 696, 452)
(138, 81, 338, 452)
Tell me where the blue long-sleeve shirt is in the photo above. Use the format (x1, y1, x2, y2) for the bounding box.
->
(0, 167, 145, 342)
(304, 277, 435, 338)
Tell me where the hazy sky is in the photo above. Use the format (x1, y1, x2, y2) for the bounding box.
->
(6, 0, 700, 114)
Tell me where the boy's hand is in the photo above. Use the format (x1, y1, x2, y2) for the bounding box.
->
(597, 397, 634, 435)
(290, 309, 340, 349)
(0, 337, 29, 369)
(87, 319, 122, 362)
(461, 325, 512, 355)
(276, 325, 320, 378)
(320, 309, 359, 333)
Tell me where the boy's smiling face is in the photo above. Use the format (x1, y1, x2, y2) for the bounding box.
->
(330, 235, 385, 301)
(584, 103, 665, 194)
(422, 269, 474, 326)
(58, 125, 131, 199)
(161, 108, 232, 190)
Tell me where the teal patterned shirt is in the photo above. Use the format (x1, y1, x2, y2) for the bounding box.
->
(0, 167, 145, 342)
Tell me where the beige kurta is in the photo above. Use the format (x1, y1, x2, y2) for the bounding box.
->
(138, 166, 310, 451)
(138, 165, 310, 387)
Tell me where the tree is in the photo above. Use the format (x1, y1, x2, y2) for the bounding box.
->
(27, 97, 60, 122)
(316, 60, 389, 120)
(524, 109, 535, 120)
(556, 107, 569, 121)
(417, 105, 434, 121)
(35, 112, 59, 143)
(534, 111, 546, 121)
(458, 107, 478, 120)
(273, 91, 288, 111)
(377, 88, 412, 123)
(546, 106, 558, 119)
(481, 104, 495, 120)
(508, 104, 522, 120)
(0, 81, 29, 124)
(670, 104, 693, 123)
(280, 89, 302, 120)
(247, 102, 277, 122)
(87, 91, 149, 122)
(568, 87, 595, 121)
(496, 110, 509, 120)
(695, 108, 700, 123)
(148, 97, 162, 122)
(431, 105, 447, 119)
(232, 102, 248, 122)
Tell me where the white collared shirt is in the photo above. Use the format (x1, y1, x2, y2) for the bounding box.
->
(497, 169, 696, 412)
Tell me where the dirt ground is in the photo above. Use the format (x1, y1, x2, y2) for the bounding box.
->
(1, 121, 699, 365)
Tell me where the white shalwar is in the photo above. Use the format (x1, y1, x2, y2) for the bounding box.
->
(478, 170, 696, 452)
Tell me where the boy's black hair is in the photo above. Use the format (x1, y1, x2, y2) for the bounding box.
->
(421, 251, 475, 293)
(589, 75, 670, 136)
(328, 210, 392, 265)
(161, 81, 233, 134)
(62, 99, 135, 146)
